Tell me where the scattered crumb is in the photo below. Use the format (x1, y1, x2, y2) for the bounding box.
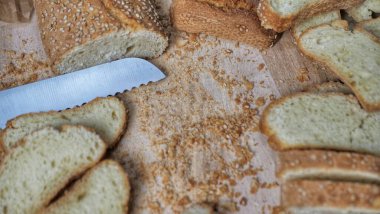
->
(297, 67, 310, 83)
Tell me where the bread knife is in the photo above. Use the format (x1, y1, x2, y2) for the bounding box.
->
(0, 58, 165, 128)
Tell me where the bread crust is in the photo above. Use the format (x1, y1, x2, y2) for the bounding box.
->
(277, 150, 380, 183)
(257, 0, 364, 32)
(0, 97, 128, 153)
(282, 180, 380, 211)
(0, 125, 107, 213)
(358, 17, 380, 38)
(171, 0, 278, 49)
(260, 92, 363, 151)
(297, 21, 380, 111)
(41, 160, 130, 214)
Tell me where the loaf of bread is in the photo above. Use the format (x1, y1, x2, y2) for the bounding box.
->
(0, 126, 106, 213)
(305, 81, 352, 94)
(277, 150, 380, 183)
(171, 0, 278, 49)
(34, 0, 168, 74)
(298, 20, 380, 111)
(257, 0, 363, 32)
(260, 93, 380, 155)
(359, 17, 380, 38)
(42, 160, 130, 214)
(282, 180, 380, 213)
(0, 97, 127, 153)
(292, 11, 341, 41)
(347, 0, 380, 22)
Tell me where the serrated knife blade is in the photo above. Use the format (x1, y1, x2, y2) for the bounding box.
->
(0, 58, 165, 128)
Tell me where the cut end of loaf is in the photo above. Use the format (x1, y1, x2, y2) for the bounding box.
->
(56, 30, 168, 74)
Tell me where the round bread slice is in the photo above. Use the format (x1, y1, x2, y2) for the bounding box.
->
(260, 93, 380, 155)
(0, 125, 106, 214)
(42, 160, 130, 214)
(0, 97, 127, 153)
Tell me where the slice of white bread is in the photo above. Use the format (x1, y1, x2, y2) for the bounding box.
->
(0, 126, 106, 214)
(260, 93, 380, 155)
(171, 0, 278, 49)
(305, 81, 352, 94)
(298, 20, 380, 111)
(347, 0, 380, 22)
(42, 160, 130, 214)
(257, 0, 363, 32)
(282, 180, 380, 213)
(34, 0, 168, 74)
(359, 17, 380, 38)
(0, 97, 127, 153)
(277, 150, 380, 183)
(292, 11, 341, 41)
(183, 203, 214, 214)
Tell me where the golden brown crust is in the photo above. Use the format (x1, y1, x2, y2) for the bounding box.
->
(259, 92, 361, 151)
(282, 180, 380, 210)
(41, 160, 130, 214)
(34, 0, 166, 72)
(0, 97, 127, 153)
(277, 150, 380, 182)
(257, 0, 364, 32)
(197, 0, 257, 12)
(297, 21, 380, 111)
(171, 0, 278, 49)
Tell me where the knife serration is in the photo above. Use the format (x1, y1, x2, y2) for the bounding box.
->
(0, 58, 165, 128)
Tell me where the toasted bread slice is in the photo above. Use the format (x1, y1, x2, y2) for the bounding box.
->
(257, 0, 363, 32)
(347, 0, 380, 22)
(171, 0, 278, 49)
(260, 93, 380, 155)
(282, 180, 380, 213)
(0, 97, 127, 153)
(0, 126, 106, 213)
(359, 17, 380, 38)
(298, 20, 380, 111)
(292, 11, 341, 41)
(278, 150, 380, 183)
(42, 160, 130, 214)
(305, 81, 352, 94)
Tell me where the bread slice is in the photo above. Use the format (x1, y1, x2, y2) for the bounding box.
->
(298, 20, 380, 111)
(171, 0, 278, 49)
(359, 17, 380, 38)
(42, 160, 130, 214)
(260, 93, 380, 155)
(347, 0, 380, 22)
(0, 126, 106, 214)
(292, 11, 341, 41)
(183, 203, 214, 214)
(282, 180, 380, 213)
(305, 81, 352, 94)
(277, 150, 380, 183)
(34, 0, 168, 74)
(257, 0, 363, 32)
(0, 97, 127, 153)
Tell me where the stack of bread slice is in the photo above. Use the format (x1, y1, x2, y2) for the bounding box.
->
(0, 97, 130, 213)
(257, 0, 380, 212)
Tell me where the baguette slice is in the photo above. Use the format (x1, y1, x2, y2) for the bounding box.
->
(298, 20, 380, 111)
(43, 160, 130, 214)
(0, 126, 106, 214)
(257, 0, 363, 32)
(260, 93, 380, 155)
(277, 150, 380, 183)
(305, 81, 352, 94)
(35, 0, 168, 74)
(292, 11, 341, 41)
(171, 0, 278, 49)
(359, 17, 380, 38)
(347, 0, 380, 22)
(282, 180, 380, 213)
(0, 97, 127, 153)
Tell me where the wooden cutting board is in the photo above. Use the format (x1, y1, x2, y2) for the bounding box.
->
(0, 1, 338, 213)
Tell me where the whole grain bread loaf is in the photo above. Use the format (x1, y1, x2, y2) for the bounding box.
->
(35, 0, 168, 74)
(171, 0, 278, 49)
